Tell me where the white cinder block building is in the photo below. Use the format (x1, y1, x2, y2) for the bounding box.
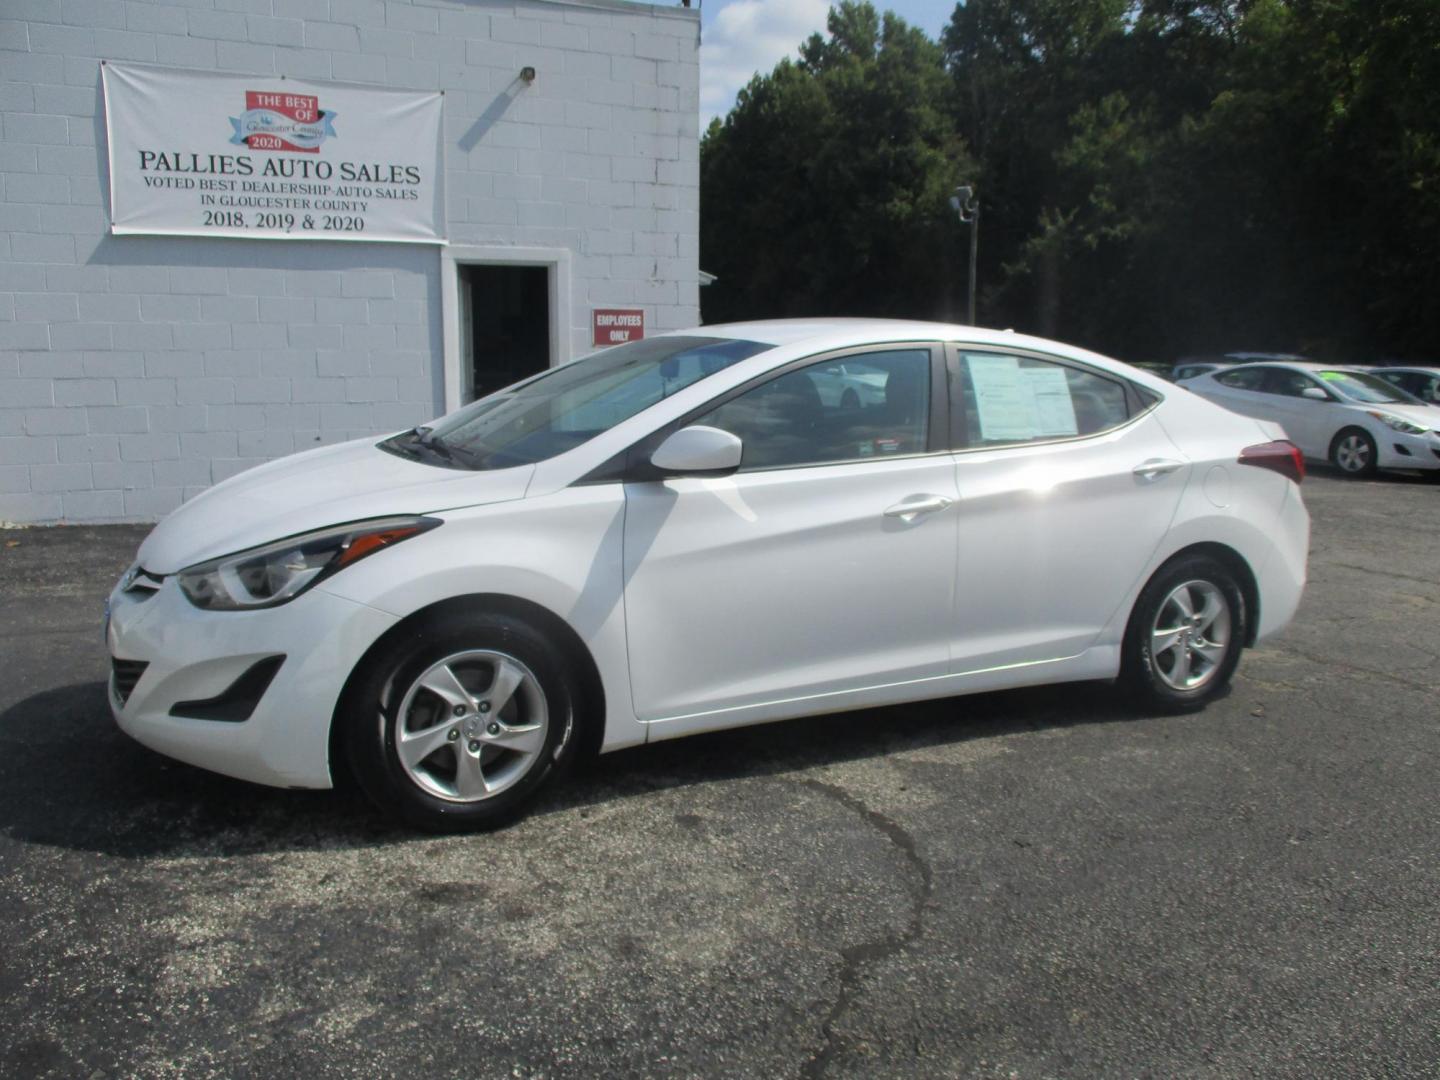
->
(0, 0, 701, 524)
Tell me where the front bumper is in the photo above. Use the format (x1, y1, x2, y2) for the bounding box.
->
(106, 573, 398, 789)
(1376, 429, 1440, 471)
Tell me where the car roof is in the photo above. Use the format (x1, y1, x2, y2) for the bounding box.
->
(1223, 351, 1311, 362)
(676, 318, 1028, 349)
(1213, 360, 1370, 374)
(1373, 365, 1440, 375)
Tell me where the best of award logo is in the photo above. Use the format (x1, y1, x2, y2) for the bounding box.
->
(229, 91, 337, 153)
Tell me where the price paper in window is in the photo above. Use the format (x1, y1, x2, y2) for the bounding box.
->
(966, 355, 1078, 441)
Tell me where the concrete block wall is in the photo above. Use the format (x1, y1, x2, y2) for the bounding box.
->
(0, 0, 701, 524)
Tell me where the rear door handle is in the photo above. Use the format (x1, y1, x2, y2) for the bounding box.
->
(883, 495, 954, 522)
(1132, 458, 1184, 481)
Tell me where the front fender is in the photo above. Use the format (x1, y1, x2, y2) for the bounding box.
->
(317, 484, 643, 753)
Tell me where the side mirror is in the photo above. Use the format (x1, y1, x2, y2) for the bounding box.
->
(1301, 386, 1330, 401)
(650, 425, 743, 476)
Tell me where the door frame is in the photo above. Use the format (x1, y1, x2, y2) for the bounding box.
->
(440, 244, 573, 412)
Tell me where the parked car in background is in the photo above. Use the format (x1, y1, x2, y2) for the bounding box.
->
(107, 320, 1310, 831)
(1170, 351, 1311, 383)
(1179, 361, 1440, 478)
(807, 358, 889, 409)
(1366, 366, 1440, 406)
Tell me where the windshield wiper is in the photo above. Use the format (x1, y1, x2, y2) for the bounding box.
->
(407, 425, 455, 461)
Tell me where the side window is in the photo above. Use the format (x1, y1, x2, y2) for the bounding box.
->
(956, 352, 1130, 450)
(1265, 369, 1324, 398)
(695, 349, 931, 471)
(1216, 367, 1268, 391)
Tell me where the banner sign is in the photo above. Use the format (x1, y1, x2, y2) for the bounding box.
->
(593, 309, 645, 346)
(102, 63, 445, 244)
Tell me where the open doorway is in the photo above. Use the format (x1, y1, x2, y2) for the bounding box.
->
(460, 264, 551, 402)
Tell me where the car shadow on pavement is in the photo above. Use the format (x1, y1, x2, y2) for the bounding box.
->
(1306, 464, 1437, 485)
(0, 677, 1157, 857)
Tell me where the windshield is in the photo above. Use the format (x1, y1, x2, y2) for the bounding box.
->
(385, 336, 772, 471)
(1317, 370, 1419, 405)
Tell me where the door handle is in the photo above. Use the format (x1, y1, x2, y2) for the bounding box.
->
(1132, 458, 1184, 480)
(883, 495, 954, 522)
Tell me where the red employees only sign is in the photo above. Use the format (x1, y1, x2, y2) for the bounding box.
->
(593, 309, 645, 346)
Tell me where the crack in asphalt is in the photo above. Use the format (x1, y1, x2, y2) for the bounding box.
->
(1269, 643, 1438, 694)
(795, 778, 933, 1080)
(1330, 562, 1440, 591)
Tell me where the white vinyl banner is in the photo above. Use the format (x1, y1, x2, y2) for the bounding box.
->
(102, 62, 445, 244)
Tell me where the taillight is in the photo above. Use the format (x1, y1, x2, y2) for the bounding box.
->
(1238, 440, 1305, 484)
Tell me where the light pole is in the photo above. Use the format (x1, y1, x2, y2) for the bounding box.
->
(950, 184, 979, 325)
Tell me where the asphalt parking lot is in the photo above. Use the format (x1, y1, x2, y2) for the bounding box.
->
(2, 468, 1437, 1079)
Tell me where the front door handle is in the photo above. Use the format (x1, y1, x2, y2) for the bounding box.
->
(884, 495, 954, 522)
(1132, 458, 1184, 481)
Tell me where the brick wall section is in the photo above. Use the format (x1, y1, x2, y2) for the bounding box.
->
(0, 0, 701, 523)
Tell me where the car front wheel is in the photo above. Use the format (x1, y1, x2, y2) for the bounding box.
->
(344, 611, 580, 832)
(1330, 427, 1377, 477)
(1121, 555, 1247, 712)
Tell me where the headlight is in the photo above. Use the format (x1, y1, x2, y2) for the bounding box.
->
(1367, 411, 1429, 435)
(178, 517, 440, 610)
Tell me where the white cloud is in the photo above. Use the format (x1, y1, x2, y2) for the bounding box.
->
(700, 0, 830, 129)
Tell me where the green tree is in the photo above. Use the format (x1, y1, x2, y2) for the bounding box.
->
(700, 3, 973, 323)
(702, 0, 1440, 362)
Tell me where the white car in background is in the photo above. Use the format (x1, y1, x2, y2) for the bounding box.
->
(1170, 352, 1311, 383)
(807, 358, 889, 409)
(1368, 366, 1440, 406)
(1179, 361, 1440, 478)
(107, 320, 1310, 831)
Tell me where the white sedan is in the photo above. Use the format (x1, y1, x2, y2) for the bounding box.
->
(1178, 361, 1440, 479)
(1368, 366, 1440, 406)
(107, 321, 1310, 831)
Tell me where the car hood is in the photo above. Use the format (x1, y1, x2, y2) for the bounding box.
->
(136, 436, 534, 573)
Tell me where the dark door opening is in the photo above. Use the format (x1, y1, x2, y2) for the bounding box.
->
(461, 264, 550, 402)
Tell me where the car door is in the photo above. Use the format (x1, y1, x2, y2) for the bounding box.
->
(1258, 368, 1337, 458)
(947, 348, 1190, 672)
(620, 345, 960, 722)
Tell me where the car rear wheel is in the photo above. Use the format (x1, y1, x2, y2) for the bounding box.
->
(1330, 427, 1377, 477)
(343, 610, 579, 832)
(1121, 555, 1246, 713)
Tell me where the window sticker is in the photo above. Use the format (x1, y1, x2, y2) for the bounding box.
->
(966, 355, 1079, 441)
(1022, 365, 1079, 437)
(967, 354, 1034, 440)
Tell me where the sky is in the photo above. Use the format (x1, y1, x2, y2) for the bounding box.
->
(697, 0, 959, 128)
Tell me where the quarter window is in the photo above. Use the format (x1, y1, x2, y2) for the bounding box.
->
(955, 353, 1130, 449)
(694, 349, 932, 471)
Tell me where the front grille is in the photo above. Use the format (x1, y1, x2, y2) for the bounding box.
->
(111, 658, 148, 706)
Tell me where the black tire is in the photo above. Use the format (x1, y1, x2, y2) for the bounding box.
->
(1120, 554, 1247, 713)
(343, 610, 580, 832)
(1329, 427, 1377, 478)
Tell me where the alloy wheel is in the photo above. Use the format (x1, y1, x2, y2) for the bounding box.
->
(1150, 580, 1232, 691)
(393, 649, 549, 803)
(1334, 433, 1372, 473)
